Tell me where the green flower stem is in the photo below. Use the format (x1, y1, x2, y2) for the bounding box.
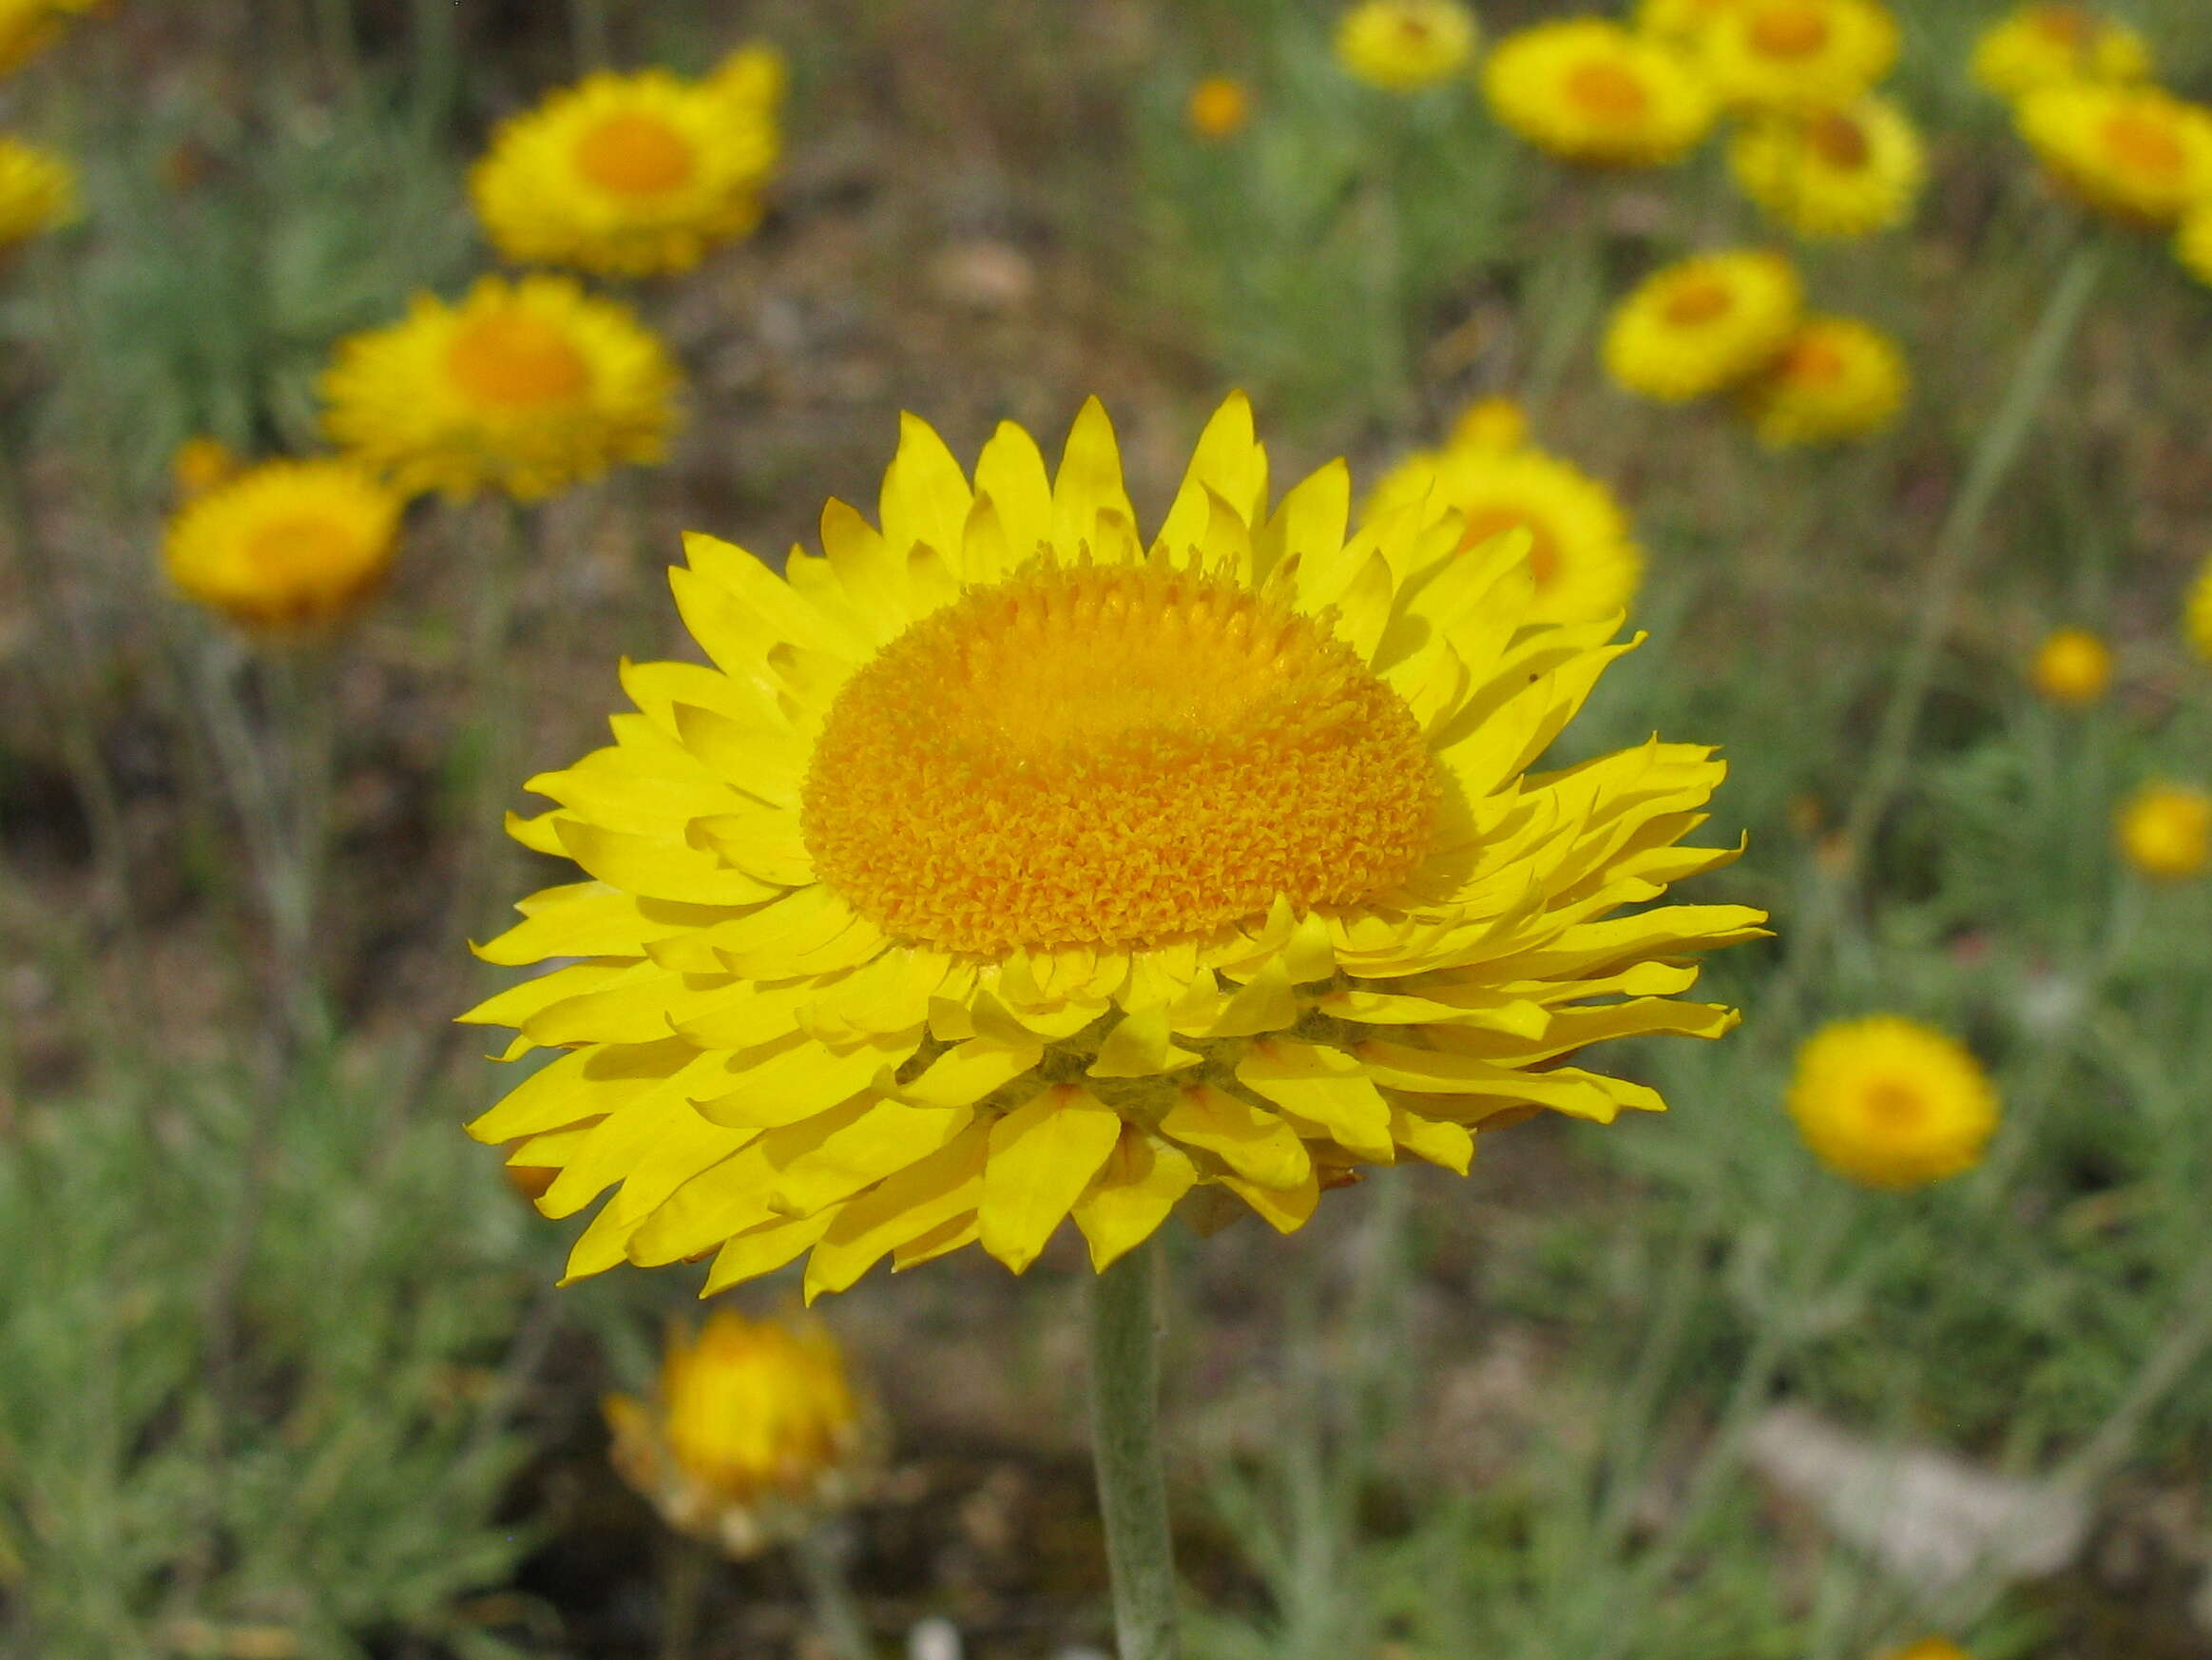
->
(792, 1524, 875, 1660)
(1087, 1236, 1182, 1660)
(1767, 238, 2109, 1034)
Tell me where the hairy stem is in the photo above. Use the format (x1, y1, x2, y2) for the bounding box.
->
(1087, 1237, 1181, 1660)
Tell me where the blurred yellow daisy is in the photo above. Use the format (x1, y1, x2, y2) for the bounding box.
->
(606, 1309, 881, 1559)
(1364, 443, 1644, 626)
(706, 41, 787, 118)
(2019, 83, 2212, 225)
(1738, 315, 1907, 448)
(171, 435, 239, 499)
(0, 135, 75, 250)
(1484, 19, 1717, 168)
(1972, 6, 2150, 102)
(1789, 1015, 2000, 1190)
(1604, 248, 1803, 402)
(0, 0, 96, 75)
(1336, 0, 1477, 92)
(2029, 627, 2112, 706)
(1700, 0, 1898, 111)
(1730, 94, 1925, 240)
(1189, 75, 1254, 142)
(1636, 0, 1742, 49)
(461, 396, 1763, 1299)
(2116, 782, 2211, 881)
(2186, 554, 2212, 664)
(1449, 396, 1529, 453)
(471, 68, 778, 278)
(321, 275, 680, 504)
(163, 459, 403, 632)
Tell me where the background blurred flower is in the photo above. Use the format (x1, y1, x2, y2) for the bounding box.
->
(0, 134, 76, 250)
(2017, 83, 2212, 226)
(163, 458, 402, 632)
(1788, 1015, 2001, 1190)
(1738, 315, 1907, 448)
(2185, 553, 2212, 663)
(706, 40, 787, 118)
(1334, 0, 1477, 93)
(2177, 200, 2212, 288)
(2115, 781, 2212, 881)
(1698, 0, 1899, 111)
(1730, 94, 1925, 240)
(171, 435, 240, 499)
(1972, 5, 2150, 102)
(0, 0, 96, 75)
(2029, 627, 2113, 706)
(1187, 75, 1253, 142)
(1635, 0, 1742, 50)
(1448, 395, 1529, 452)
(1878, 1635, 1972, 1660)
(1604, 248, 1803, 402)
(1482, 19, 1716, 169)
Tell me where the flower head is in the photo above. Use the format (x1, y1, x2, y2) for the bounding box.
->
(0, 136, 76, 251)
(1335, 0, 1478, 92)
(0, 0, 96, 74)
(321, 275, 679, 503)
(1188, 75, 1254, 141)
(1789, 1016, 2000, 1190)
(172, 435, 240, 499)
(163, 459, 403, 632)
(1484, 20, 1716, 168)
(605, 1309, 881, 1558)
(2115, 782, 2211, 881)
(2018, 84, 2212, 226)
(461, 397, 1764, 1299)
(2185, 554, 2212, 665)
(1604, 249, 1803, 403)
(1880, 1640, 1972, 1660)
(1635, 0, 1742, 49)
(2029, 627, 2112, 706)
(1699, 0, 1899, 111)
(1730, 94, 1924, 240)
(471, 68, 778, 278)
(1737, 315, 1907, 448)
(1449, 396, 1529, 453)
(1972, 7, 2150, 102)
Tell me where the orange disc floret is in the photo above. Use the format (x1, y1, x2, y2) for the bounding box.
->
(800, 557, 1441, 955)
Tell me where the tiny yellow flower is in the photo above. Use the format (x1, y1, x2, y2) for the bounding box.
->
(1789, 1016, 2000, 1191)
(1604, 248, 1803, 403)
(321, 274, 680, 503)
(1188, 75, 1254, 141)
(1972, 6, 2150, 102)
(471, 68, 779, 278)
(163, 459, 403, 632)
(0, 0, 97, 75)
(1483, 19, 1716, 169)
(2115, 782, 2212, 881)
(1635, 0, 1743, 49)
(1699, 0, 1899, 111)
(1730, 94, 1925, 240)
(2019, 83, 2212, 227)
(1738, 315, 1907, 448)
(171, 435, 240, 498)
(1880, 1641, 1972, 1660)
(605, 1310, 882, 1559)
(0, 135, 76, 251)
(1335, 0, 1478, 93)
(1449, 395, 1529, 453)
(2184, 554, 2212, 665)
(2029, 627, 2113, 706)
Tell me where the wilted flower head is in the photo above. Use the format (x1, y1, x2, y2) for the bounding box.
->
(162, 459, 402, 633)
(2115, 782, 2211, 882)
(1788, 1016, 2000, 1190)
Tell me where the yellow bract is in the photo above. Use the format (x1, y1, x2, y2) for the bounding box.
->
(460, 396, 1764, 1301)
(471, 67, 779, 277)
(1972, 6, 2150, 103)
(0, 135, 75, 250)
(320, 275, 679, 503)
(1730, 94, 1925, 240)
(162, 459, 403, 632)
(1738, 315, 1907, 449)
(0, 0, 95, 74)
(1698, 0, 1898, 110)
(2018, 83, 2212, 226)
(2186, 554, 2212, 665)
(2115, 782, 2212, 881)
(1604, 248, 1803, 402)
(2029, 627, 2113, 707)
(604, 1310, 879, 1559)
(1335, 0, 1477, 92)
(1484, 19, 1716, 169)
(1188, 75, 1254, 141)
(1788, 1016, 2000, 1191)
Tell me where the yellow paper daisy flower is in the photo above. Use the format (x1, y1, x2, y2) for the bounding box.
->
(1363, 444, 1644, 627)
(461, 396, 1764, 1300)
(2115, 782, 2211, 881)
(606, 1309, 881, 1559)
(1188, 75, 1254, 142)
(1636, 0, 1743, 49)
(1729, 94, 1925, 240)
(1972, 6, 2150, 103)
(1699, 0, 1898, 111)
(1788, 1015, 2000, 1191)
(1604, 248, 1803, 403)
(0, 135, 76, 250)
(2185, 554, 2212, 665)
(163, 459, 403, 632)
(321, 275, 680, 504)
(0, 0, 96, 74)
(1449, 396, 1529, 453)
(471, 68, 778, 278)
(171, 435, 240, 499)
(2018, 83, 2212, 226)
(1483, 20, 1717, 169)
(2029, 627, 2113, 706)
(1738, 315, 1907, 448)
(1335, 0, 1478, 92)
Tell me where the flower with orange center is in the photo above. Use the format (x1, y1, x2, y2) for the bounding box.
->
(1737, 314, 1906, 448)
(1789, 1016, 2000, 1190)
(320, 275, 679, 502)
(2019, 83, 2212, 226)
(1700, 0, 1898, 110)
(459, 396, 1763, 1298)
(1335, 0, 1478, 92)
(2029, 627, 2113, 706)
(2115, 781, 2212, 881)
(1604, 248, 1804, 402)
(1730, 93, 1925, 240)
(471, 68, 778, 278)
(1972, 6, 2150, 102)
(1188, 76, 1254, 141)
(604, 1309, 882, 1558)
(163, 459, 403, 632)
(1483, 19, 1716, 168)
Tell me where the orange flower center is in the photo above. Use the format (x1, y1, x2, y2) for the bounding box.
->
(1806, 109, 1873, 169)
(2100, 108, 2187, 179)
(243, 512, 357, 585)
(1457, 508, 1561, 589)
(445, 311, 591, 409)
(1662, 277, 1736, 327)
(1779, 332, 1849, 387)
(2030, 5, 2091, 47)
(800, 560, 1441, 955)
(1564, 58, 1652, 122)
(1747, 3, 1833, 59)
(572, 110, 699, 197)
(1859, 1079, 1929, 1132)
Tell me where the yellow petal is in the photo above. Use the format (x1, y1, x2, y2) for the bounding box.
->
(703, 1211, 837, 1295)
(691, 1028, 920, 1129)
(803, 1122, 991, 1300)
(894, 1210, 980, 1271)
(879, 412, 974, 569)
(973, 419, 1053, 560)
(1051, 396, 1135, 554)
(1220, 1168, 1320, 1233)
(1390, 1106, 1472, 1174)
(553, 819, 781, 908)
(1070, 1129, 1197, 1271)
(1158, 1084, 1313, 1189)
(1088, 1007, 1202, 1078)
(468, 1038, 703, 1144)
(474, 882, 681, 966)
(978, 1085, 1125, 1273)
(1234, 1040, 1395, 1162)
(1153, 393, 1266, 561)
(895, 1035, 1045, 1107)
(769, 1101, 976, 1216)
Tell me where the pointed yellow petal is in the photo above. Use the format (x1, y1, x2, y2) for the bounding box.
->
(977, 1085, 1125, 1273)
(1088, 1007, 1202, 1078)
(1051, 397, 1134, 553)
(1158, 1085, 1313, 1189)
(804, 1122, 991, 1300)
(974, 419, 1054, 557)
(1234, 1040, 1395, 1162)
(703, 1211, 837, 1295)
(1070, 1129, 1197, 1271)
(879, 412, 974, 569)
